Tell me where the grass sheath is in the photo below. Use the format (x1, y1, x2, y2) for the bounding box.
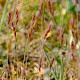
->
(28, 13, 36, 39)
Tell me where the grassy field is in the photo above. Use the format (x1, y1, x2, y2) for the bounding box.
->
(0, 0, 80, 80)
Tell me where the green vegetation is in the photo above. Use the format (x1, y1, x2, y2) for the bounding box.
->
(0, 0, 80, 80)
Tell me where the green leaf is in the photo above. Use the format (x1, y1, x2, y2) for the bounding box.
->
(54, 54, 61, 65)
(65, 75, 69, 80)
(43, 44, 50, 62)
(66, 0, 75, 12)
(43, 44, 51, 53)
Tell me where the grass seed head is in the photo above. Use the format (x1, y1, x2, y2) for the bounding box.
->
(38, 56, 42, 71)
(15, 9, 19, 25)
(12, 22, 16, 37)
(59, 27, 63, 46)
(70, 40, 75, 51)
(7, 12, 11, 24)
(50, 57, 54, 70)
(42, 21, 53, 39)
(28, 13, 37, 39)
(48, 0, 54, 15)
(61, 50, 66, 56)
(71, 52, 75, 61)
(38, 1, 43, 16)
(32, 12, 36, 22)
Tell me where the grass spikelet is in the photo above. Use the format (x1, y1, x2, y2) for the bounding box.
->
(61, 50, 66, 56)
(12, 22, 16, 38)
(38, 1, 43, 16)
(70, 40, 75, 51)
(59, 27, 63, 46)
(50, 57, 54, 70)
(15, 9, 19, 25)
(47, 0, 54, 16)
(7, 12, 11, 24)
(28, 13, 37, 39)
(71, 52, 75, 61)
(38, 56, 42, 71)
(42, 21, 53, 39)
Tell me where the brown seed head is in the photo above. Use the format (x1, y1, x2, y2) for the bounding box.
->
(16, 9, 18, 15)
(70, 40, 75, 51)
(59, 27, 63, 46)
(15, 9, 19, 25)
(38, 2, 43, 16)
(38, 56, 42, 71)
(50, 57, 54, 70)
(7, 12, 11, 24)
(43, 21, 53, 39)
(12, 22, 16, 37)
(71, 52, 75, 61)
(61, 50, 66, 56)
(32, 12, 36, 22)
(48, 0, 54, 15)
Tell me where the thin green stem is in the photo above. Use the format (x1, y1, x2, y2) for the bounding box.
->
(41, 41, 58, 80)
(0, 0, 10, 30)
(60, 57, 64, 80)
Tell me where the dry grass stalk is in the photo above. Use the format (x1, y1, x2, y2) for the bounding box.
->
(35, 1, 43, 17)
(42, 21, 53, 39)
